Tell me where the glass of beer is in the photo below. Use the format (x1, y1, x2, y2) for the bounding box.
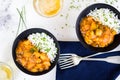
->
(33, 0, 63, 17)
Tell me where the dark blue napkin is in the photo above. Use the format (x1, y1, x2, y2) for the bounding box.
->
(56, 41, 120, 80)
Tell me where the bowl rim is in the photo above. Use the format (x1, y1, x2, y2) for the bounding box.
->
(76, 3, 120, 52)
(12, 28, 60, 75)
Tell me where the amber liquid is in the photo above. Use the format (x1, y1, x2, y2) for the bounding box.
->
(33, 0, 62, 17)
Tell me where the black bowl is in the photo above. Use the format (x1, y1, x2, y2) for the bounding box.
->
(12, 28, 60, 75)
(76, 3, 120, 52)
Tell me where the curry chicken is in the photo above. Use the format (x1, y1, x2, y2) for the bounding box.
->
(16, 40, 51, 72)
(80, 16, 116, 47)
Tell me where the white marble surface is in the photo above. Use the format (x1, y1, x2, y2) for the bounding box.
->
(0, 0, 120, 80)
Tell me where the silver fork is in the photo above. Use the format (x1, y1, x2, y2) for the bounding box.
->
(59, 51, 120, 70)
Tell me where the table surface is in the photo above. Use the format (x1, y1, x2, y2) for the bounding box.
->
(0, 0, 120, 80)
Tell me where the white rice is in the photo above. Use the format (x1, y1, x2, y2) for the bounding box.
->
(28, 32, 57, 62)
(88, 8, 120, 34)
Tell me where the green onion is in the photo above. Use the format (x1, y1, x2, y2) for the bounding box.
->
(29, 48, 36, 53)
(104, 17, 108, 22)
(17, 8, 27, 28)
(65, 23, 68, 26)
(61, 27, 64, 29)
(16, 6, 27, 36)
(60, 14, 63, 17)
(45, 48, 51, 53)
(66, 13, 69, 20)
(41, 37, 46, 41)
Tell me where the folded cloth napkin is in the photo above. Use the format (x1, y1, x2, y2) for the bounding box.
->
(56, 41, 120, 80)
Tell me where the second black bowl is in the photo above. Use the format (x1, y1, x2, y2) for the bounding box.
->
(76, 3, 120, 52)
(12, 28, 60, 75)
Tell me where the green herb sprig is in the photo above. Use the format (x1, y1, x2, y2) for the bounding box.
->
(16, 6, 27, 36)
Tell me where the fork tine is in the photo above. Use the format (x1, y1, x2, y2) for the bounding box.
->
(59, 58, 73, 63)
(60, 64, 75, 70)
(59, 57, 74, 68)
(60, 53, 74, 56)
(59, 56, 71, 59)
(59, 54, 76, 69)
(59, 57, 72, 61)
(59, 54, 73, 60)
(59, 60, 73, 65)
(60, 62, 74, 68)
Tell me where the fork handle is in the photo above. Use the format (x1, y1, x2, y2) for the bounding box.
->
(84, 51, 120, 58)
(82, 56, 120, 64)
(83, 58, 105, 62)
